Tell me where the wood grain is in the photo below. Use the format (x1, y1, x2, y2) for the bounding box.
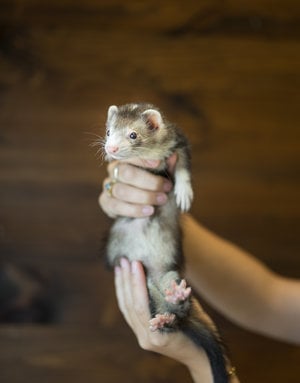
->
(0, 1, 299, 382)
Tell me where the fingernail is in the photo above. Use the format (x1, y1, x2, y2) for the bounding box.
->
(131, 261, 139, 274)
(142, 205, 154, 216)
(145, 159, 160, 168)
(120, 257, 129, 269)
(114, 266, 121, 275)
(156, 193, 167, 205)
(163, 181, 172, 192)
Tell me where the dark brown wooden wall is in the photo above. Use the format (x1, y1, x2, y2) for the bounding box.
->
(0, 1, 299, 382)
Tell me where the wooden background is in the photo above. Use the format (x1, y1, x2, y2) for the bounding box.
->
(0, 1, 299, 382)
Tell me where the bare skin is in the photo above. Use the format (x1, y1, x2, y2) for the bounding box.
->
(99, 158, 174, 219)
(99, 156, 299, 381)
(114, 257, 223, 383)
(182, 215, 300, 345)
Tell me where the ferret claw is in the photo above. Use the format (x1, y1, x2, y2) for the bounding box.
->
(174, 179, 193, 212)
(149, 313, 176, 331)
(165, 279, 192, 304)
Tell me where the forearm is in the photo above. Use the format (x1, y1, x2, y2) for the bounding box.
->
(180, 343, 240, 383)
(182, 215, 300, 342)
(100, 160, 299, 343)
(183, 343, 239, 383)
(179, 342, 214, 383)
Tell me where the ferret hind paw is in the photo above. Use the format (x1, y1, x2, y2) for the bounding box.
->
(165, 279, 192, 304)
(149, 313, 176, 331)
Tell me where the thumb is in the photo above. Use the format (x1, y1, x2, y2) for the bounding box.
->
(166, 152, 178, 174)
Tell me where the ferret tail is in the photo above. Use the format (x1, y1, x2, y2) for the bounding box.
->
(181, 315, 229, 383)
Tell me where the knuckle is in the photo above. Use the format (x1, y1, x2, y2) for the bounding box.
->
(98, 191, 107, 209)
(98, 192, 103, 206)
(107, 160, 118, 175)
(146, 174, 165, 192)
(112, 182, 125, 199)
(116, 201, 138, 219)
(138, 339, 149, 350)
(121, 163, 135, 182)
(150, 336, 168, 348)
(152, 175, 163, 189)
(138, 334, 168, 351)
(128, 204, 146, 218)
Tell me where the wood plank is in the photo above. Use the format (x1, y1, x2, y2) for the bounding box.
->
(0, 1, 299, 382)
(1, 1, 299, 37)
(0, 326, 193, 383)
(0, 325, 299, 383)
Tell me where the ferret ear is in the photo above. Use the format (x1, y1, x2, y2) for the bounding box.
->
(142, 109, 163, 131)
(107, 105, 118, 122)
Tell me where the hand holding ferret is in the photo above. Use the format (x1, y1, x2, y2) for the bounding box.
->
(99, 154, 176, 218)
(114, 257, 218, 383)
(100, 158, 239, 383)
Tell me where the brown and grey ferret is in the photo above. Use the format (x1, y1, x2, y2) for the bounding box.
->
(103, 103, 229, 383)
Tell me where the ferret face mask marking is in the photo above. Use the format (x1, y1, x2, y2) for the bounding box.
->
(104, 104, 168, 161)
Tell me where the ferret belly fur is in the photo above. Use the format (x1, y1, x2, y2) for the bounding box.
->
(103, 103, 229, 383)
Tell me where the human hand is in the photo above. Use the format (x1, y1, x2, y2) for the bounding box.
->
(114, 258, 215, 383)
(99, 154, 177, 218)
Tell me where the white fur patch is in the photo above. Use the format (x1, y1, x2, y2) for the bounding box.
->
(174, 168, 193, 211)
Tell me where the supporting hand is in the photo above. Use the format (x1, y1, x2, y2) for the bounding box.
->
(114, 258, 218, 383)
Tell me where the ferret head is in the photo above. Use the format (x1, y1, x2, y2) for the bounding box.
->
(104, 103, 174, 162)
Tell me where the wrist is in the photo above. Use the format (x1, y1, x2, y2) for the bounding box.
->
(182, 342, 214, 383)
(183, 343, 239, 383)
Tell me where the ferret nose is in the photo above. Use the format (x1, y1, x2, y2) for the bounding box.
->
(106, 145, 119, 154)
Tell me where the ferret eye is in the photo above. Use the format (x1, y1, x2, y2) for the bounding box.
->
(129, 132, 137, 139)
(106, 130, 110, 136)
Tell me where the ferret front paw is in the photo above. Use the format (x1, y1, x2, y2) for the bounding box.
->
(149, 313, 176, 331)
(174, 182, 193, 211)
(174, 168, 193, 211)
(165, 279, 192, 304)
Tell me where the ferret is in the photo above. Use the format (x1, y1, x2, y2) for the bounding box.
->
(102, 103, 229, 383)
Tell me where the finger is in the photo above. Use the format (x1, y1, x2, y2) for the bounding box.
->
(130, 261, 151, 323)
(102, 177, 115, 196)
(166, 152, 178, 174)
(101, 176, 167, 217)
(112, 181, 168, 206)
(128, 261, 154, 347)
(119, 258, 133, 308)
(114, 266, 130, 323)
(98, 191, 155, 218)
(108, 162, 172, 193)
(129, 261, 178, 350)
(114, 158, 161, 169)
(114, 259, 133, 327)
